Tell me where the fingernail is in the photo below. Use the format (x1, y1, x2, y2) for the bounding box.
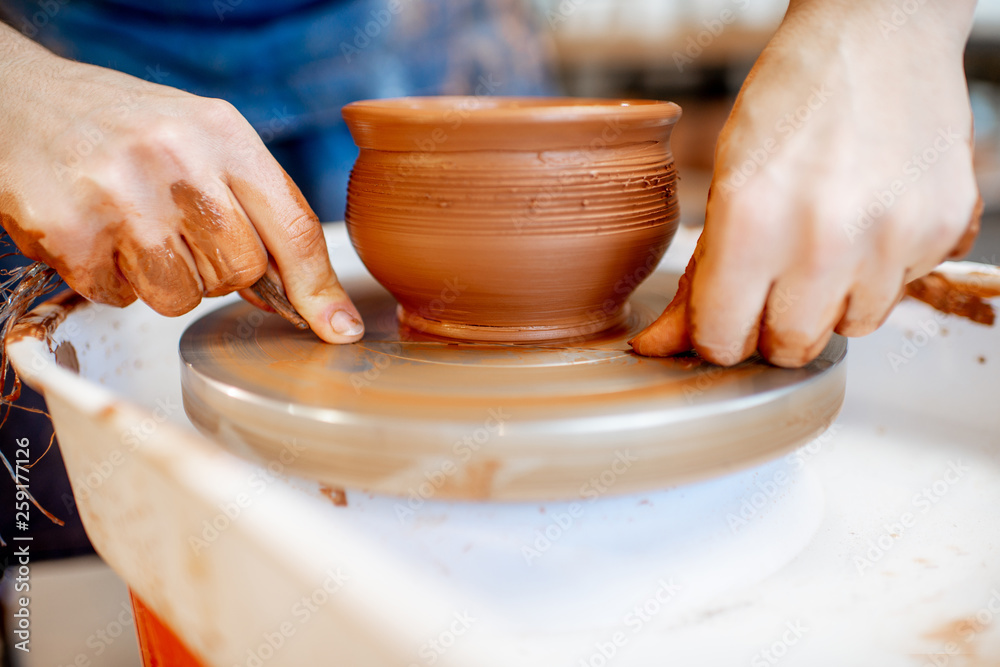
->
(331, 310, 364, 337)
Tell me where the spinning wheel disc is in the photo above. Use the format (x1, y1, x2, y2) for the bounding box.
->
(180, 270, 846, 501)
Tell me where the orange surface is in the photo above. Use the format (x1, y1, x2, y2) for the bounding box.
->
(130, 590, 205, 667)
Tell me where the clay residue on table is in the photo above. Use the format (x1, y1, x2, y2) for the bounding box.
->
(53, 340, 79, 374)
(318, 484, 348, 507)
(922, 618, 988, 664)
(905, 272, 1000, 326)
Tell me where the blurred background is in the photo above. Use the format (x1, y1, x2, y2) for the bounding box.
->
(3, 1, 1000, 665)
(537, 0, 1000, 261)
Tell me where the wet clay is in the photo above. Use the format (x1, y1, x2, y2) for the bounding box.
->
(53, 340, 79, 373)
(1, 190, 136, 307)
(905, 272, 1000, 326)
(7, 179, 273, 316)
(921, 618, 997, 665)
(116, 236, 201, 317)
(5, 289, 86, 346)
(434, 459, 501, 500)
(0, 193, 67, 274)
(318, 485, 348, 507)
(5, 289, 86, 398)
(342, 97, 682, 342)
(170, 180, 230, 290)
(170, 180, 266, 297)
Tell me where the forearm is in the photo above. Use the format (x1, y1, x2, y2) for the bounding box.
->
(0, 22, 71, 158)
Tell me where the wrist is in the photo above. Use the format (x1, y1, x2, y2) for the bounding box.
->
(784, 0, 976, 58)
(0, 23, 62, 86)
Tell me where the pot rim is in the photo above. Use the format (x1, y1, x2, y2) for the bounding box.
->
(342, 96, 682, 152)
(343, 96, 680, 122)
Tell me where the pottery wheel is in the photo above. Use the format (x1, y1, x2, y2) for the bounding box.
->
(180, 271, 846, 501)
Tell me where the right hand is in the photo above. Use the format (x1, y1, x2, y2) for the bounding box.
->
(631, 0, 979, 367)
(0, 31, 364, 342)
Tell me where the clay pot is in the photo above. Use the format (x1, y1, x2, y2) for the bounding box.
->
(342, 96, 682, 342)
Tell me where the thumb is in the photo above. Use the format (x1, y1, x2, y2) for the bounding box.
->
(629, 239, 701, 357)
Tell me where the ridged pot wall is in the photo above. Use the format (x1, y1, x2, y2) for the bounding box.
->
(343, 97, 682, 342)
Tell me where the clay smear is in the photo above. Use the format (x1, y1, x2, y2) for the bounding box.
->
(905, 271, 1000, 326)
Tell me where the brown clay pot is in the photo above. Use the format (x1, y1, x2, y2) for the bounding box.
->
(342, 96, 682, 342)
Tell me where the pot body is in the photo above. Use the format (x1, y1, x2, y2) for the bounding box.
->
(343, 96, 681, 341)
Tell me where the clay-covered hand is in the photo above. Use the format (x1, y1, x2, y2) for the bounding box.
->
(631, 0, 980, 367)
(0, 25, 363, 343)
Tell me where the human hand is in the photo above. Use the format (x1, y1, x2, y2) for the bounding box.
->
(0, 26, 363, 343)
(631, 0, 980, 367)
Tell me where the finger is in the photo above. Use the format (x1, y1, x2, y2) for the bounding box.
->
(758, 276, 850, 368)
(947, 194, 982, 260)
(58, 262, 137, 308)
(904, 166, 980, 281)
(227, 159, 363, 344)
(950, 121, 983, 260)
(66, 265, 138, 308)
(115, 234, 203, 317)
(629, 263, 693, 357)
(629, 241, 700, 357)
(686, 208, 773, 366)
(170, 180, 267, 297)
(834, 261, 906, 337)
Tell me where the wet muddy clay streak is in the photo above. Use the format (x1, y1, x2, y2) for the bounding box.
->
(2, 191, 137, 307)
(5, 290, 86, 403)
(170, 180, 268, 297)
(170, 180, 228, 285)
(5, 290, 87, 346)
(0, 198, 67, 275)
(53, 340, 79, 373)
(342, 97, 682, 342)
(116, 236, 201, 317)
(905, 272, 1000, 326)
(318, 485, 348, 507)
